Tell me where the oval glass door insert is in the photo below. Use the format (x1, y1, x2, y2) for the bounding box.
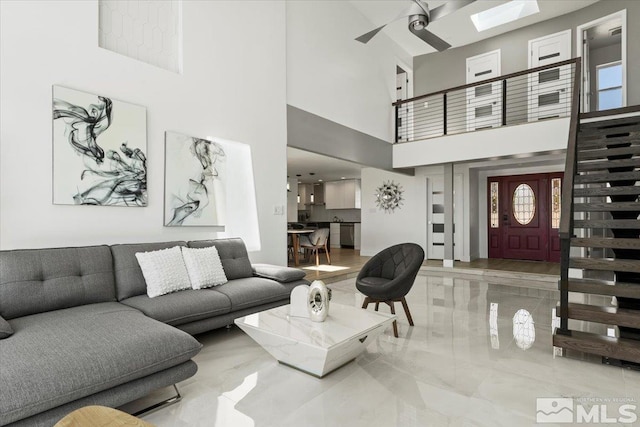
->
(512, 184, 535, 225)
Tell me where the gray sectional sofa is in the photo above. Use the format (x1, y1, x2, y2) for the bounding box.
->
(0, 238, 308, 427)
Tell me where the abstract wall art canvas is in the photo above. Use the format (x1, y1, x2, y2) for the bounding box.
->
(52, 85, 147, 206)
(164, 131, 226, 226)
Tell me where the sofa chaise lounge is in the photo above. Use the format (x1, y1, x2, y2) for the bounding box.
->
(0, 238, 308, 427)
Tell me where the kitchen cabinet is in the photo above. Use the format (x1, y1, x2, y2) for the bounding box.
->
(325, 180, 361, 209)
(354, 223, 361, 250)
(324, 182, 340, 209)
(330, 223, 341, 248)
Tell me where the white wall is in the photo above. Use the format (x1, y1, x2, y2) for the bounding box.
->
(360, 168, 427, 256)
(286, 1, 411, 142)
(0, 1, 287, 264)
(393, 118, 571, 168)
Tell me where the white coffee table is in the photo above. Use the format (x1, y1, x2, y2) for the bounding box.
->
(234, 303, 396, 377)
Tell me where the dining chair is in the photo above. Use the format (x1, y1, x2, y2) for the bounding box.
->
(298, 228, 331, 266)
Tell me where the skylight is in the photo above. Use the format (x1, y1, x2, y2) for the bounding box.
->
(470, 0, 540, 32)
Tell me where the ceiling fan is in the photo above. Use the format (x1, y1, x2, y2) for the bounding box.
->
(355, 0, 477, 52)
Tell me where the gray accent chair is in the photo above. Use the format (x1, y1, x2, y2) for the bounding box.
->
(298, 228, 331, 266)
(356, 243, 424, 337)
(0, 238, 308, 427)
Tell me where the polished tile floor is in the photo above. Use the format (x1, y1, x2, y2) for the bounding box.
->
(140, 273, 640, 426)
(290, 248, 561, 285)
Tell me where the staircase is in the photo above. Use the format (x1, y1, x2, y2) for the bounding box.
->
(554, 106, 640, 365)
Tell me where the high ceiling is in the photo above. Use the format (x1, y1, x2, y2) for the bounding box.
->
(288, 0, 602, 181)
(350, 0, 600, 57)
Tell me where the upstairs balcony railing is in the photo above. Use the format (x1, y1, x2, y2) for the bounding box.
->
(393, 58, 579, 143)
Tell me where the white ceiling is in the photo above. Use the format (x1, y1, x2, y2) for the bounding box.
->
(287, 147, 364, 184)
(350, 0, 600, 57)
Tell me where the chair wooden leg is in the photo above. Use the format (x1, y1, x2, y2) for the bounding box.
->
(387, 301, 398, 338)
(315, 249, 320, 266)
(324, 244, 331, 264)
(361, 297, 371, 309)
(401, 297, 414, 326)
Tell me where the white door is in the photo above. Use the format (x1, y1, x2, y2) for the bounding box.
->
(426, 175, 463, 260)
(466, 50, 502, 132)
(427, 176, 445, 260)
(528, 30, 571, 121)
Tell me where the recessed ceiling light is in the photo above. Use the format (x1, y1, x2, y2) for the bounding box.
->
(470, 0, 539, 32)
(318, 179, 323, 182)
(296, 174, 301, 177)
(341, 177, 346, 180)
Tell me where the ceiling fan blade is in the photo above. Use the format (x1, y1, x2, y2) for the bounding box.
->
(355, 24, 388, 44)
(411, 0, 429, 16)
(355, 7, 413, 44)
(429, 0, 477, 22)
(409, 28, 451, 52)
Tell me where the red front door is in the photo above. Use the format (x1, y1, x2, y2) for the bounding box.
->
(488, 173, 563, 262)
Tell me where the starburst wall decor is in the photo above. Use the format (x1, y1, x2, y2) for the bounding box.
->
(375, 180, 404, 213)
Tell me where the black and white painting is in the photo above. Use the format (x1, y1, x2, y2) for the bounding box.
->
(52, 85, 147, 206)
(164, 131, 226, 226)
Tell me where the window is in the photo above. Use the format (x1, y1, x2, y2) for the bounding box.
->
(596, 61, 623, 111)
(512, 184, 535, 225)
(551, 178, 561, 229)
(490, 182, 499, 228)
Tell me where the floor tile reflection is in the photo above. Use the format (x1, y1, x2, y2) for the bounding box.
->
(140, 273, 640, 426)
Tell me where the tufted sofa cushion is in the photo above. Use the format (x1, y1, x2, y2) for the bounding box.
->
(0, 246, 115, 320)
(187, 238, 253, 280)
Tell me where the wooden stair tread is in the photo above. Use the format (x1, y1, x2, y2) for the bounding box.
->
(577, 158, 640, 171)
(566, 278, 640, 298)
(571, 237, 640, 250)
(575, 171, 640, 184)
(565, 302, 640, 329)
(578, 135, 639, 149)
(553, 330, 640, 364)
(573, 202, 640, 211)
(573, 219, 640, 229)
(578, 123, 640, 138)
(570, 257, 640, 273)
(580, 116, 640, 129)
(578, 145, 640, 160)
(574, 185, 640, 197)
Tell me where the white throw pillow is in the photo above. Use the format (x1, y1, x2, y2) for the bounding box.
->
(181, 246, 228, 289)
(135, 246, 192, 298)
